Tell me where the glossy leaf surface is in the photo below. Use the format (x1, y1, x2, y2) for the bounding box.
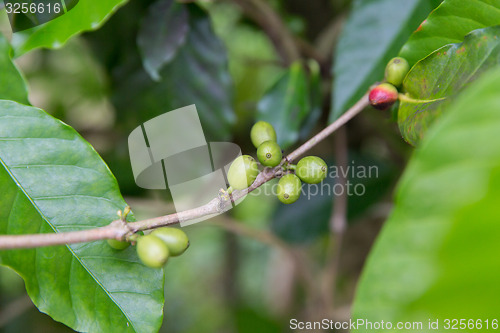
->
(398, 26, 500, 145)
(400, 0, 500, 66)
(0, 101, 164, 333)
(11, 0, 129, 56)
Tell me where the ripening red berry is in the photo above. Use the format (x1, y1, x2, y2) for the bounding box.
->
(369, 83, 398, 110)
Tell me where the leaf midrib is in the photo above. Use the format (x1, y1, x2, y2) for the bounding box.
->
(0, 120, 138, 332)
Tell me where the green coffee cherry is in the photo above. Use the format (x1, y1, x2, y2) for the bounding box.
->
(296, 156, 327, 184)
(227, 155, 259, 190)
(250, 121, 277, 148)
(385, 57, 410, 87)
(257, 140, 282, 167)
(369, 83, 398, 110)
(107, 239, 130, 250)
(151, 227, 190, 257)
(277, 174, 302, 204)
(136, 235, 170, 268)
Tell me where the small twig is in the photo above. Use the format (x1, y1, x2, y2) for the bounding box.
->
(331, 126, 349, 235)
(239, 56, 283, 68)
(314, 14, 346, 62)
(0, 92, 370, 249)
(231, 0, 300, 65)
(295, 37, 327, 68)
(208, 218, 289, 250)
(208, 216, 317, 295)
(321, 126, 348, 316)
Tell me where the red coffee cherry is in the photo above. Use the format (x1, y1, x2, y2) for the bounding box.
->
(369, 83, 398, 110)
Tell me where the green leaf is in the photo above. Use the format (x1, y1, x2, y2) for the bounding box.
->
(0, 101, 164, 333)
(137, 0, 189, 81)
(353, 68, 500, 330)
(400, 0, 500, 67)
(398, 26, 500, 146)
(11, 0, 129, 56)
(271, 153, 395, 244)
(330, 0, 437, 121)
(0, 34, 28, 104)
(114, 4, 235, 141)
(256, 62, 311, 150)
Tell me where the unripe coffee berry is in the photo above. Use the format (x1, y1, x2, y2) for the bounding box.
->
(151, 227, 190, 257)
(385, 57, 410, 87)
(227, 155, 259, 190)
(137, 235, 170, 268)
(257, 140, 282, 167)
(107, 239, 130, 250)
(296, 156, 327, 184)
(369, 83, 398, 110)
(250, 121, 277, 148)
(277, 174, 302, 204)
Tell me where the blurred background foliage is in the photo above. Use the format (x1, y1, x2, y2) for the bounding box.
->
(0, 0, 415, 331)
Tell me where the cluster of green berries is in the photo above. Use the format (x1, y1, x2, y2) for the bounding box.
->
(107, 208, 189, 268)
(136, 228, 189, 268)
(369, 57, 410, 110)
(227, 121, 328, 205)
